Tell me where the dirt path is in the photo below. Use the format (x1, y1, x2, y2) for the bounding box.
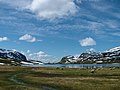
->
(9, 73, 57, 90)
(9, 74, 25, 85)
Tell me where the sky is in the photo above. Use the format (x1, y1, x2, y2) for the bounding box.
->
(0, 0, 120, 63)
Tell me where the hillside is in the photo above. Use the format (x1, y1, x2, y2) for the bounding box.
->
(60, 46, 120, 64)
(0, 49, 43, 65)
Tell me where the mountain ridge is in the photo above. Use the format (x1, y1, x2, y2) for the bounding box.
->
(0, 48, 44, 65)
(0, 49, 27, 61)
(60, 46, 120, 64)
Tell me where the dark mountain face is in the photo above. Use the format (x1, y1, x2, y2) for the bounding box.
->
(0, 49, 27, 61)
(60, 46, 120, 64)
(60, 55, 75, 63)
(79, 52, 103, 60)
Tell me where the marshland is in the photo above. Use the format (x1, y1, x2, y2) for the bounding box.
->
(0, 65, 120, 90)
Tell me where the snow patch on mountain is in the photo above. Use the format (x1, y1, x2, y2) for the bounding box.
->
(60, 46, 120, 64)
(0, 49, 27, 61)
(107, 46, 120, 52)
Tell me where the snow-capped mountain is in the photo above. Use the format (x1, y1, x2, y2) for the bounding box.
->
(0, 49, 27, 61)
(106, 46, 120, 52)
(60, 46, 120, 64)
(60, 55, 77, 63)
(0, 49, 44, 66)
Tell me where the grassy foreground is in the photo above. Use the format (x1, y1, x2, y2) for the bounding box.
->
(0, 66, 120, 90)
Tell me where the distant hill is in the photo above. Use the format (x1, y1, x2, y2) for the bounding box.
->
(59, 46, 120, 64)
(0, 49, 43, 66)
(0, 48, 27, 65)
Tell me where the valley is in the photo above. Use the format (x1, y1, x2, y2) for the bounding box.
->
(0, 65, 120, 90)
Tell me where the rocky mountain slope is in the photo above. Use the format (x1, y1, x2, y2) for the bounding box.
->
(60, 46, 120, 64)
(0, 49, 43, 65)
(0, 49, 27, 61)
(0, 49, 27, 65)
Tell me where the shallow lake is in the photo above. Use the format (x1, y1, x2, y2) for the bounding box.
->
(22, 63, 120, 68)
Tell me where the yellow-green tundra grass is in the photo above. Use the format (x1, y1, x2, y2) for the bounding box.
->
(0, 65, 120, 90)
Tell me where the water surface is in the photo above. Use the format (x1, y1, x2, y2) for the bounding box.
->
(22, 63, 120, 68)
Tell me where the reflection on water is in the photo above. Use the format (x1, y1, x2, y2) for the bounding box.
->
(22, 63, 120, 68)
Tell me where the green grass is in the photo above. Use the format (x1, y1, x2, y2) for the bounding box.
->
(0, 66, 120, 90)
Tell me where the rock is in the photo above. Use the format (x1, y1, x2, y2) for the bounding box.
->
(60, 46, 120, 64)
(0, 49, 27, 61)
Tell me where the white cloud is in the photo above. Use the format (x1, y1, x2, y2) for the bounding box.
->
(86, 48, 96, 52)
(19, 34, 38, 42)
(0, 37, 8, 42)
(79, 37, 96, 46)
(35, 51, 49, 58)
(0, 0, 78, 19)
(104, 20, 119, 29)
(22, 50, 50, 62)
(12, 49, 17, 52)
(89, 48, 95, 52)
(27, 50, 31, 53)
(111, 32, 120, 36)
(28, 0, 78, 19)
(0, 0, 31, 9)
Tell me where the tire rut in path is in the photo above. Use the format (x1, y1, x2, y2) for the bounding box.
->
(9, 73, 57, 90)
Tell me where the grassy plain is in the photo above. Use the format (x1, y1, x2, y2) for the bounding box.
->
(0, 65, 120, 90)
